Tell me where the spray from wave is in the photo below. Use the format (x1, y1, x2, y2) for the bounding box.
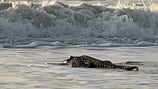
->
(0, 1, 158, 47)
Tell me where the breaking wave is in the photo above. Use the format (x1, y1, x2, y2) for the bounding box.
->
(0, 1, 158, 47)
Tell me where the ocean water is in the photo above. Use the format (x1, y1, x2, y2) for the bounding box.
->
(0, 46, 158, 89)
(0, 0, 158, 89)
(0, 0, 158, 47)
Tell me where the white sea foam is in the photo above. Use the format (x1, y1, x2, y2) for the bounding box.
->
(0, 1, 158, 47)
(1, 41, 67, 48)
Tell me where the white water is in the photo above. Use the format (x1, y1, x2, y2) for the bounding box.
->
(0, 1, 158, 47)
(0, 1, 158, 88)
(0, 46, 157, 89)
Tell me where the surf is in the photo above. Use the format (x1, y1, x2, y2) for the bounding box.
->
(0, 0, 158, 47)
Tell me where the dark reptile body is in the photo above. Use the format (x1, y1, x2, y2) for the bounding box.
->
(66, 55, 139, 71)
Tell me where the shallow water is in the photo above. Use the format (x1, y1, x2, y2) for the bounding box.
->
(0, 46, 158, 89)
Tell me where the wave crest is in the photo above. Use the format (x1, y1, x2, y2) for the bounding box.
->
(0, 2, 158, 46)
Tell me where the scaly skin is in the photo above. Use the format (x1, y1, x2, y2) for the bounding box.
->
(64, 55, 139, 71)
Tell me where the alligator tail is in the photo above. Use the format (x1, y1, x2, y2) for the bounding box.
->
(113, 64, 139, 71)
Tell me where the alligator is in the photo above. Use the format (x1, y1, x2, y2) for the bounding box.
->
(48, 55, 139, 71)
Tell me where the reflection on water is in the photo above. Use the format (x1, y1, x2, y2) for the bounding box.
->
(0, 47, 157, 89)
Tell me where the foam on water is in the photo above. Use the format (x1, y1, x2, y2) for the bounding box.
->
(0, 46, 158, 89)
(0, 1, 158, 47)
